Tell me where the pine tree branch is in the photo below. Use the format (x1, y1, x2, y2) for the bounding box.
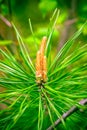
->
(47, 99, 87, 130)
(57, 0, 78, 51)
(0, 14, 12, 27)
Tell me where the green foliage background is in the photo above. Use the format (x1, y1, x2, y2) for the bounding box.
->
(0, 0, 87, 130)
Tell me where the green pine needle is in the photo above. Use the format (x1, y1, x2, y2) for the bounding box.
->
(0, 10, 87, 130)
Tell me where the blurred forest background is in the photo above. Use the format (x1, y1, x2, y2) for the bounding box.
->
(0, 1, 87, 129)
(0, 0, 87, 57)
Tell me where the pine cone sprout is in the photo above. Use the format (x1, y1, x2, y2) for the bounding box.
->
(36, 36, 47, 86)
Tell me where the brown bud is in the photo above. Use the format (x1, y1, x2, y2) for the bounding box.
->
(40, 36, 47, 55)
(42, 56, 47, 82)
(36, 36, 47, 84)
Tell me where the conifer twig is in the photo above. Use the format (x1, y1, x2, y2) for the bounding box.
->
(0, 14, 12, 27)
(47, 99, 87, 130)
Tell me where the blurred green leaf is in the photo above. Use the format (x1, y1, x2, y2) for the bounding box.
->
(1, 4, 9, 16)
(39, 0, 57, 17)
(0, 40, 12, 45)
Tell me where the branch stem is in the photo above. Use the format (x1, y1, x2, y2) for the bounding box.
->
(47, 99, 87, 130)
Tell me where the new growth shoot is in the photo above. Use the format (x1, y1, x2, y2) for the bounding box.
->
(36, 36, 47, 86)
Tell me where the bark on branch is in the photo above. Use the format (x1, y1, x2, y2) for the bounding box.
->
(0, 14, 12, 27)
(47, 99, 87, 130)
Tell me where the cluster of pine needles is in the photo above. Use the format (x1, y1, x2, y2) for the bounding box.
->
(0, 10, 87, 130)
